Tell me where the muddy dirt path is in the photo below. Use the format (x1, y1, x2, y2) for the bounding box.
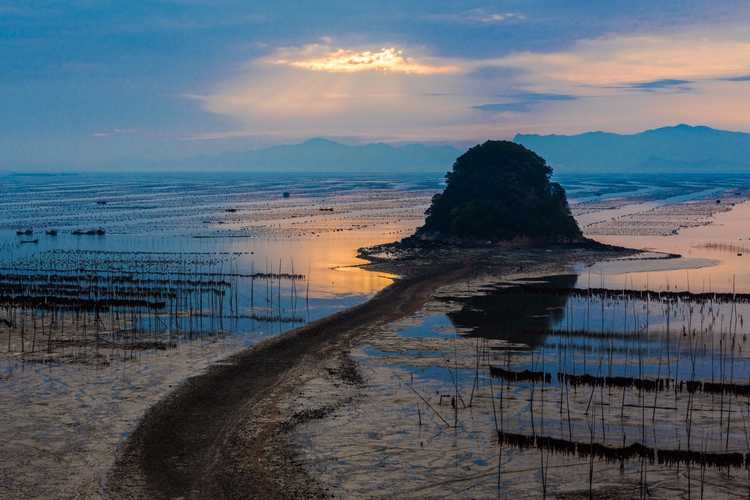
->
(106, 261, 476, 499)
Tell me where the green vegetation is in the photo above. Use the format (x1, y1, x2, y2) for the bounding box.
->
(418, 141, 582, 242)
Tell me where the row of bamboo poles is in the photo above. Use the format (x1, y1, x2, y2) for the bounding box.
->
(0, 250, 310, 361)
(406, 273, 750, 498)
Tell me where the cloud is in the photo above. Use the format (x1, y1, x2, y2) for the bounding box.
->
(619, 78, 694, 93)
(494, 29, 750, 88)
(505, 92, 579, 102)
(191, 40, 474, 137)
(92, 128, 137, 138)
(474, 92, 579, 114)
(466, 65, 526, 80)
(471, 12, 526, 24)
(192, 48, 466, 130)
(269, 45, 460, 75)
(425, 9, 526, 25)
(153, 14, 266, 31)
(474, 102, 532, 113)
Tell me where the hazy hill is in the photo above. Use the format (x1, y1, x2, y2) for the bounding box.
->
(170, 138, 461, 172)
(514, 124, 750, 173)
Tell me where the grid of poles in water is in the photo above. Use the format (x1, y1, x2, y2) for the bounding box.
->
(397, 278, 750, 498)
(484, 282, 750, 497)
(0, 250, 308, 365)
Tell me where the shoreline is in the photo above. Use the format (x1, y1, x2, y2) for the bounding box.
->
(106, 256, 480, 499)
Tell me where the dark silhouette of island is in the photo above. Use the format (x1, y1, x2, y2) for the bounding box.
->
(515, 124, 750, 173)
(411, 141, 582, 243)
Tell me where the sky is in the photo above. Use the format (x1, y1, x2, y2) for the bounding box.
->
(3, 0, 750, 169)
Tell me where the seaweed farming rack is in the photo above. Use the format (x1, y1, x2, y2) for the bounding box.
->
(0, 250, 309, 364)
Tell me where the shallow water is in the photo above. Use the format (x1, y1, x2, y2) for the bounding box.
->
(0, 172, 443, 295)
(591, 200, 750, 292)
(0, 172, 440, 498)
(293, 173, 750, 499)
(297, 271, 750, 498)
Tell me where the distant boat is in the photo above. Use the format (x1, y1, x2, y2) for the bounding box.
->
(72, 228, 106, 236)
(16, 229, 32, 236)
(19, 239, 38, 244)
(46, 229, 58, 236)
(282, 192, 290, 198)
(97, 200, 108, 205)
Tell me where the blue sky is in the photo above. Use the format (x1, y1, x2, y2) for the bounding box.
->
(3, 0, 750, 168)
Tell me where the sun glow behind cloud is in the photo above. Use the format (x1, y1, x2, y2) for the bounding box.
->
(271, 46, 461, 75)
(188, 41, 472, 136)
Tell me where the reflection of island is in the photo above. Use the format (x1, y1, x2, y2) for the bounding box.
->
(444, 274, 576, 347)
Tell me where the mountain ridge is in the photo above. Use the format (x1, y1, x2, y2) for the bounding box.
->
(162, 138, 462, 172)
(514, 124, 750, 173)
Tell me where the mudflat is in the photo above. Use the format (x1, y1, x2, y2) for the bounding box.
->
(107, 257, 478, 499)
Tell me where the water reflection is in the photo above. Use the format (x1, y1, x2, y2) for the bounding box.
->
(445, 275, 577, 347)
(438, 273, 750, 381)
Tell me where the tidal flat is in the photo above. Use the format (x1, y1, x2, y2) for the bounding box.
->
(0, 172, 435, 498)
(287, 175, 750, 499)
(3, 173, 750, 498)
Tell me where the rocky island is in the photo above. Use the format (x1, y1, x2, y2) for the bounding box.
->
(360, 140, 604, 267)
(417, 140, 582, 243)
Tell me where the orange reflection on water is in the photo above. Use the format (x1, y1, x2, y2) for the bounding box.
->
(219, 223, 413, 299)
(591, 200, 750, 293)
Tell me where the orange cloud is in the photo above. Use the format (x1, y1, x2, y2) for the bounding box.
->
(496, 29, 750, 87)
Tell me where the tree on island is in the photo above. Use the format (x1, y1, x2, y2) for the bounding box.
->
(417, 140, 582, 242)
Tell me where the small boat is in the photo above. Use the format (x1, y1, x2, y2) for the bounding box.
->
(16, 229, 32, 236)
(19, 239, 38, 244)
(282, 192, 290, 198)
(97, 200, 108, 205)
(72, 228, 106, 236)
(46, 229, 58, 236)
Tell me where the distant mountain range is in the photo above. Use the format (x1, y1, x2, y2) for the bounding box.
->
(515, 124, 750, 173)
(12, 126, 749, 174)
(167, 138, 461, 172)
